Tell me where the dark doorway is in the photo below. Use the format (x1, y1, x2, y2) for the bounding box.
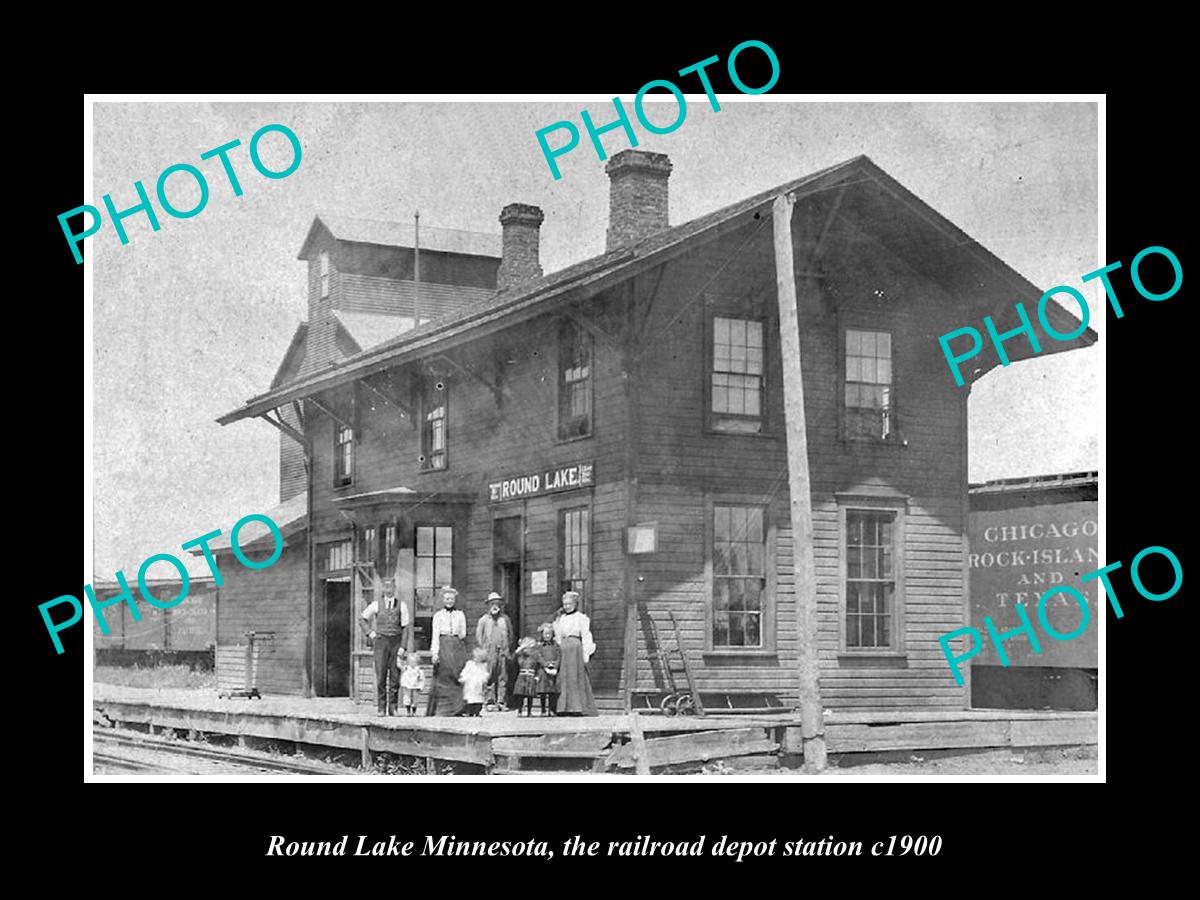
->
(493, 516, 523, 633)
(323, 580, 351, 697)
(496, 561, 522, 635)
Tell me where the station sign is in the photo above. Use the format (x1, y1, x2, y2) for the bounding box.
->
(488, 461, 595, 503)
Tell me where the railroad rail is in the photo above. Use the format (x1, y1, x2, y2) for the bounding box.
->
(93, 727, 349, 775)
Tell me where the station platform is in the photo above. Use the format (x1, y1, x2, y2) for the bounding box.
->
(92, 684, 1098, 773)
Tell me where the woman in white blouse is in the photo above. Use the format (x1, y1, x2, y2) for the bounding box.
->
(553, 591, 598, 715)
(425, 586, 469, 716)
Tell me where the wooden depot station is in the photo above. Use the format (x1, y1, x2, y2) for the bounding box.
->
(99, 150, 1099, 771)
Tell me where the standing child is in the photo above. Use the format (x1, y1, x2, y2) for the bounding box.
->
(397, 650, 426, 716)
(511, 637, 539, 717)
(532, 622, 561, 717)
(458, 647, 490, 717)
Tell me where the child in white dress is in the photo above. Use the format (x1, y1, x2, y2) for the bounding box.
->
(397, 651, 426, 716)
(458, 647, 490, 717)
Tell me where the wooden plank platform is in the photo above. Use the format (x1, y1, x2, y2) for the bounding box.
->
(92, 685, 1098, 772)
(609, 727, 778, 769)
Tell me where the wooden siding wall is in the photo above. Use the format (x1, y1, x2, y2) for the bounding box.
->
(332, 243, 499, 290)
(278, 403, 307, 503)
(631, 218, 972, 710)
(307, 289, 631, 697)
(338, 272, 492, 320)
(214, 544, 308, 695)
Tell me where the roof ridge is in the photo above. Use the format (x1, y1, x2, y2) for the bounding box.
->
(318, 212, 498, 237)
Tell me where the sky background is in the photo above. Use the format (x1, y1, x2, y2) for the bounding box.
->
(91, 100, 1099, 578)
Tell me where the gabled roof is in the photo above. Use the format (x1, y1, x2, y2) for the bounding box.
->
(270, 319, 364, 388)
(270, 322, 310, 389)
(336, 310, 417, 352)
(969, 471, 1098, 495)
(298, 213, 501, 260)
(221, 155, 1096, 426)
(189, 493, 308, 554)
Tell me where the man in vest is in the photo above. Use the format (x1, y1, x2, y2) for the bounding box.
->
(360, 577, 411, 716)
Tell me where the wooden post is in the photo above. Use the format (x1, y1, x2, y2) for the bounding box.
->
(622, 282, 641, 714)
(772, 193, 827, 773)
(959, 387, 973, 707)
(303, 415, 315, 698)
(360, 727, 373, 770)
(628, 713, 651, 776)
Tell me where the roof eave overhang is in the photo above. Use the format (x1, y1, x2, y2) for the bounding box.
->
(332, 490, 476, 510)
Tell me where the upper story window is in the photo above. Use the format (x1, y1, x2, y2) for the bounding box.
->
(558, 320, 593, 440)
(711, 316, 764, 434)
(334, 422, 354, 487)
(420, 379, 448, 471)
(844, 329, 894, 441)
(319, 251, 331, 298)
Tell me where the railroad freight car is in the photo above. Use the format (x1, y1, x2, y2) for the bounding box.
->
(92, 576, 217, 669)
(968, 472, 1098, 710)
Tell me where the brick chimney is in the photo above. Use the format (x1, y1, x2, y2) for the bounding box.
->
(605, 149, 672, 251)
(497, 203, 544, 291)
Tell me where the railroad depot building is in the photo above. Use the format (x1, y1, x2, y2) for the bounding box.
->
(215, 150, 1095, 712)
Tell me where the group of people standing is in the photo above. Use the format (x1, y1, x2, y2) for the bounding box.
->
(361, 581, 598, 718)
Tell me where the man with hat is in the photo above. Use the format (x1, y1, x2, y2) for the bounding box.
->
(475, 591, 514, 711)
(359, 577, 410, 716)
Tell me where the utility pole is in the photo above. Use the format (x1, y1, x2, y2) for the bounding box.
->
(413, 210, 421, 327)
(772, 192, 827, 773)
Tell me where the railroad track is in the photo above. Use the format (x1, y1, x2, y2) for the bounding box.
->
(93, 727, 348, 775)
(92, 751, 168, 773)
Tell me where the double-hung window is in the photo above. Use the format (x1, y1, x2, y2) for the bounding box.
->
(334, 422, 354, 487)
(558, 320, 593, 440)
(840, 504, 905, 653)
(711, 316, 765, 434)
(844, 329, 895, 440)
(414, 525, 453, 651)
(711, 504, 768, 649)
(560, 507, 591, 609)
(420, 380, 448, 471)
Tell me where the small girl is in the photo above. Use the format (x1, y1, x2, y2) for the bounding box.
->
(511, 637, 539, 717)
(458, 646, 490, 717)
(532, 622, 561, 716)
(397, 650, 426, 716)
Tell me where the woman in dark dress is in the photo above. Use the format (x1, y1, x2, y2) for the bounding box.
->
(553, 591, 598, 716)
(512, 637, 539, 717)
(425, 586, 468, 717)
(532, 622, 560, 717)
